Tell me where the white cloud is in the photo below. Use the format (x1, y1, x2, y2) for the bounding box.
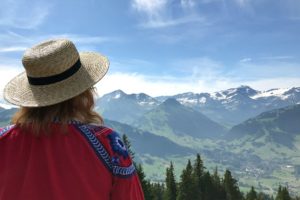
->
(45, 34, 120, 45)
(131, 0, 205, 28)
(94, 72, 300, 97)
(140, 15, 205, 28)
(239, 56, 294, 64)
(131, 0, 169, 28)
(0, 32, 120, 57)
(172, 57, 224, 79)
(261, 56, 294, 61)
(0, 64, 23, 99)
(1, 66, 299, 100)
(233, 60, 300, 80)
(0, 32, 31, 48)
(0, 0, 52, 29)
(92, 56, 300, 96)
(243, 78, 300, 91)
(0, 55, 299, 100)
(95, 72, 213, 97)
(132, 0, 167, 18)
(0, 46, 27, 53)
(200, 0, 224, 3)
(1, 32, 117, 45)
(181, 0, 196, 8)
(239, 58, 252, 63)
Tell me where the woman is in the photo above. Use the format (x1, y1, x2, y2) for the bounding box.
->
(0, 39, 144, 200)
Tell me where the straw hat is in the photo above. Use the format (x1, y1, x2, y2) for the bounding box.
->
(3, 39, 109, 107)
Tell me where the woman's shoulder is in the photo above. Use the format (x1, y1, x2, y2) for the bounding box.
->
(72, 122, 119, 142)
(72, 122, 136, 177)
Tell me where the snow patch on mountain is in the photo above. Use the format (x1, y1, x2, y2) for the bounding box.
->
(138, 101, 157, 106)
(177, 98, 198, 105)
(113, 93, 121, 99)
(211, 92, 227, 100)
(199, 97, 206, 104)
(251, 88, 293, 100)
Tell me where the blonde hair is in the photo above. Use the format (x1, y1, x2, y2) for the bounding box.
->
(12, 87, 103, 135)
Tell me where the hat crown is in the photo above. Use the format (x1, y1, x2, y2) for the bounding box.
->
(22, 39, 79, 78)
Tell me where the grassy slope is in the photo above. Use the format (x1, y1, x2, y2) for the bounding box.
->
(141, 105, 300, 196)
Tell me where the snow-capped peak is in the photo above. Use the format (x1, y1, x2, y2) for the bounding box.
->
(100, 90, 126, 100)
(251, 88, 293, 100)
(112, 90, 126, 99)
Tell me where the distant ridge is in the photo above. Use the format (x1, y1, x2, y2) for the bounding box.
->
(227, 104, 300, 148)
(96, 90, 159, 124)
(104, 119, 195, 157)
(135, 98, 227, 139)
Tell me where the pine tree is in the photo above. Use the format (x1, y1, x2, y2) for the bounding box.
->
(276, 186, 283, 200)
(193, 154, 204, 200)
(275, 185, 291, 200)
(177, 160, 196, 200)
(246, 186, 257, 200)
(122, 134, 135, 159)
(212, 167, 220, 186)
(151, 183, 165, 200)
(257, 193, 273, 200)
(212, 167, 226, 200)
(164, 162, 177, 200)
(223, 169, 243, 200)
(136, 163, 152, 200)
(201, 171, 214, 200)
(281, 187, 291, 200)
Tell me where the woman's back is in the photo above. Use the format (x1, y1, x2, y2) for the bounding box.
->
(0, 122, 143, 200)
(1, 38, 144, 199)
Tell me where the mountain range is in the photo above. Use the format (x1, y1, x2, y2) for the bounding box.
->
(96, 90, 159, 124)
(96, 86, 300, 127)
(92, 86, 300, 194)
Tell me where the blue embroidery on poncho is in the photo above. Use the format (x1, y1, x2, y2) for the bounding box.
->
(107, 131, 129, 159)
(74, 124, 135, 178)
(0, 125, 14, 137)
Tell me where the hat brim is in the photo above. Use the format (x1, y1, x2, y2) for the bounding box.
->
(3, 52, 109, 107)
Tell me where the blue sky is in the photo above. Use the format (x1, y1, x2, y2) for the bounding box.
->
(0, 0, 300, 97)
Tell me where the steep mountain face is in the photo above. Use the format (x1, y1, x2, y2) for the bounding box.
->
(219, 104, 300, 194)
(135, 98, 227, 139)
(104, 119, 195, 157)
(227, 104, 300, 148)
(157, 86, 300, 126)
(96, 90, 159, 124)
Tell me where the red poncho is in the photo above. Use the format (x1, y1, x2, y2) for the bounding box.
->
(0, 122, 144, 200)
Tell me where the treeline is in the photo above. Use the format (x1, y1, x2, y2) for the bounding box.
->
(122, 135, 300, 200)
(136, 154, 299, 200)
